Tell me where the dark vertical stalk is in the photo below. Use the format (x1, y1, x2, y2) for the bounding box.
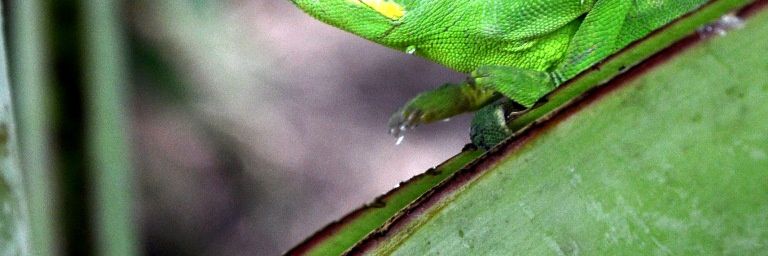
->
(10, 0, 139, 254)
(81, 0, 138, 255)
(11, 0, 59, 254)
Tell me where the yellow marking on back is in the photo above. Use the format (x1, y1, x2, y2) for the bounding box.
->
(349, 0, 406, 20)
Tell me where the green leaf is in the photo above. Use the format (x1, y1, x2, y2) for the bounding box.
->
(351, 3, 768, 255)
(288, 149, 484, 255)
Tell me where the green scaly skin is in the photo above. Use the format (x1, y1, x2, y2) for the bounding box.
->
(291, 0, 709, 148)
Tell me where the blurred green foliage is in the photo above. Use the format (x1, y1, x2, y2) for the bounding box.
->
(0, 2, 29, 255)
(6, 0, 137, 255)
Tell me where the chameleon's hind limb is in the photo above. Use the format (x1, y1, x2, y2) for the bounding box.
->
(388, 81, 499, 138)
(467, 0, 633, 148)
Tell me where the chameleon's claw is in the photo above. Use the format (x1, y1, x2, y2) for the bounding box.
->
(388, 108, 423, 139)
(406, 109, 422, 124)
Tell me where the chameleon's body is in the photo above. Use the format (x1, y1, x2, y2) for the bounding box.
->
(291, 0, 708, 147)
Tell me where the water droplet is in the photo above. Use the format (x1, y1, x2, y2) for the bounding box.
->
(395, 135, 405, 145)
(697, 14, 744, 38)
(405, 45, 417, 55)
(442, 118, 451, 122)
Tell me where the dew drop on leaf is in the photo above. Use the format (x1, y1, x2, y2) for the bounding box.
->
(697, 13, 744, 38)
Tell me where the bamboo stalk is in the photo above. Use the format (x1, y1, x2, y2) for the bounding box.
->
(82, 0, 139, 255)
(11, 0, 58, 255)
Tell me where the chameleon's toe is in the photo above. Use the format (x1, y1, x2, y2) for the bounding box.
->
(387, 107, 424, 139)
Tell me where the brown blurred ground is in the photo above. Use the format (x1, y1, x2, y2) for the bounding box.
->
(129, 0, 473, 255)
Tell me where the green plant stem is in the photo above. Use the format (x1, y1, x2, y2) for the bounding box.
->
(82, 0, 139, 255)
(0, 1, 31, 255)
(12, 0, 58, 255)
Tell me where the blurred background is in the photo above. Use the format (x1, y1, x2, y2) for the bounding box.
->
(6, 1, 767, 256)
(102, 0, 470, 255)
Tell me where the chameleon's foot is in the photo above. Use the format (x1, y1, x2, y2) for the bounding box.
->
(388, 82, 498, 140)
(466, 65, 556, 148)
(470, 100, 530, 149)
(388, 107, 424, 140)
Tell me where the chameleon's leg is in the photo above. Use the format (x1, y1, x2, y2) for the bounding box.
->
(471, 66, 557, 108)
(552, 0, 632, 79)
(388, 81, 499, 138)
(468, 0, 632, 148)
(470, 0, 632, 109)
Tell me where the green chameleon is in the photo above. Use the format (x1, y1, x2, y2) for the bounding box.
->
(291, 0, 708, 148)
